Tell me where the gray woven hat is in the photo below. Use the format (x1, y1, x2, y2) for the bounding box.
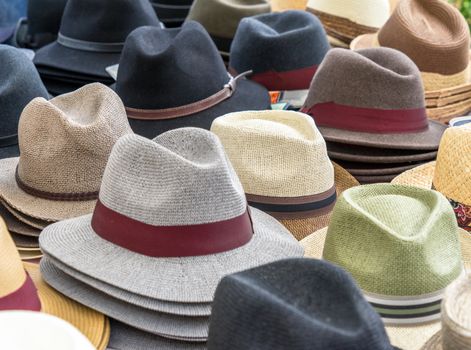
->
(39, 128, 303, 303)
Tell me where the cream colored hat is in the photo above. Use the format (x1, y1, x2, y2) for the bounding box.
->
(211, 110, 359, 240)
(0, 83, 133, 223)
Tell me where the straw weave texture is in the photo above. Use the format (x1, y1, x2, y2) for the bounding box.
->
(0, 199, 51, 229)
(391, 162, 435, 188)
(0, 204, 41, 237)
(422, 67, 470, 92)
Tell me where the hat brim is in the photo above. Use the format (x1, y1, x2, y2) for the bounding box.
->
(24, 262, 110, 350)
(420, 330, 442, 350)
(319, 120, 447, 150)
(0, 203, 41, 237)
(1, 199, 50, 230)
(39, 207, 304, 303)
(0, 144, 19, 160)
(336, 160, 421, 176)
(126, 79, 271, 138)
(350, 33, 377, 50)
(0, 158, 97, 222)
(355, 174, 398, 184)
(40, 258, 209, 341)
(391, 162, 435, 189)
(11, 232, 39, 248)
(19, 250, 43, 261)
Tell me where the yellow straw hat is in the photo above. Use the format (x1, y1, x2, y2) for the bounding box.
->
(0, 216, 110, 349)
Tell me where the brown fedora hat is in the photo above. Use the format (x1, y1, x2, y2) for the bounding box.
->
(335, 160, 422, 176)
(302, 47, 446, 150)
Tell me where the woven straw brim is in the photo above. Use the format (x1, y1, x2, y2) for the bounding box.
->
(39, 207, 304, 303)
(420, 331, 442, 350)
(1, 199, 50, 230)
(280, 163, 359, 240)
(391, 162, 435, 189)
(12, 232, 39, 248)
(0, 204, 41, 237)
(24, 262, 110, 350)
(270, 0, 307, 11)
(0, 158, 96, 222)
(19, 250, 43, 261)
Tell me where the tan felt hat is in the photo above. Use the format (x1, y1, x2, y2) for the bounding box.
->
(0, 217, 110, 349)
(211, 110, 358, 240)
(0, 83, 133, 222)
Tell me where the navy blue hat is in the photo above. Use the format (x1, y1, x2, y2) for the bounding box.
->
(230, 10, 330, 91)
(0, 45, 49, 159)
(150, 0, 194, 28)
(0, 0, 27, 43)
(115, 21, 270, 138)
(208, 258, 398, 350)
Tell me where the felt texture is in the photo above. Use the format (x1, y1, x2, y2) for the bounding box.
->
(150, 0, 194, 28)
(0, 0, 26, 41)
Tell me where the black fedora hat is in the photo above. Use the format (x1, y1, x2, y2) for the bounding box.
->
(0, 45, 48, 159)
(33, 0, 160, 91)
(207, 258, 398, 350)
(115, 21, 270, 138)
(230, 10, 330, 91)
(150, 0, 194, 28)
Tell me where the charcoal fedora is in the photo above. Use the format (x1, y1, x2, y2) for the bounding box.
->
(115, 22, 271, 138)
(230, 10, 330, 91)
(0, 45, 48, 159)
(0, 0, 26, 43)
(150, 0, 194, 28)
(186, 0, 271, 59)
(208, 258, 397, 350)
(301, 47, 447, 150)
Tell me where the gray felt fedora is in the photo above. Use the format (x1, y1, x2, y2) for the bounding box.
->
(39, 128, 303, 303)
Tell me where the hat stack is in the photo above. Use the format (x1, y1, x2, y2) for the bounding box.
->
(0, 83, 132, 260)
(38, 128, 303, 347)
(33, 0, 161, 96)
(149, 0, 194, 28)
(301, 47, 447, 184)
(351, 0, 471, 123)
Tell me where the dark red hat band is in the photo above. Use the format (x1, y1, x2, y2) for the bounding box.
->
(246, 65, 318, 91)
(301, 102, 429, 133)
(0, 273, 41, 311)
(91, 200, 254, 258)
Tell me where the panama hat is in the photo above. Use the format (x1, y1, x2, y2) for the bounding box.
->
(421, 274, 471, 349)
(211, 110, 358, 240)
(0, 83, 132, 223)
(301, 47, 447, 150)
(392, 126, 471, 233)
(208, 258, 398, 350)
(187, 0, 271, 59)
(39, 128, 303, 304)
(229, 10, 329, 91)
(0, 45, 48, 159)
(115, 22, 270, 139)
(0, 217, 110, 349)
(306, 0, 390, 48)
(149, 0, 194, 28)
(301, 184, 468, 350)
(351, 0, 471, 123)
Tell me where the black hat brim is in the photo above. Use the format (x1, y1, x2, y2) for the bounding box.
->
(0, 144, 19, 160)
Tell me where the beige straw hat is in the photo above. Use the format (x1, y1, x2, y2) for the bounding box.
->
(211, 110, 359, 240)
(270, 0, 306, 11)
(0, 83, 133, 222)
(0, 217, 110, 349)
(421, 274, 471, 349)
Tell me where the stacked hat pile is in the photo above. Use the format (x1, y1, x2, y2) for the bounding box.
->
(301, 47, 447, 184)
(149, 0, 194, 27)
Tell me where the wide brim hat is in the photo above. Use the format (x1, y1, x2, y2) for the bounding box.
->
(391, 161, 436, 189)
(0, 204, 41, 237)
(0, 199, 50, 230)
(0, 144, 19, 160)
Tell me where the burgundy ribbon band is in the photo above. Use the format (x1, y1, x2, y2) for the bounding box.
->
(248, 65, 318, 91)
(91, 200, 254, 257)
(0, 273, 41, 311)
(301, 102, 429, 134)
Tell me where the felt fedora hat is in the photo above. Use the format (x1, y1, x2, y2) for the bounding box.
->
(229, 10, 330, 91)
(0, 83, 133, 223)
(300, 184, 468, 350)
(186, 0, 271, 59)
(150, 0, 194, 28)
(351, 0, 471, 123)
(392, 126, 471, 234)
(115, 22, 271, 139)
(39, 128, 303, 304)
(208, 258, 397, 350)
(306, 0, 390, 47)
(0, 45, 48, 160)
(301, 47, 447, 150)
(0, 218, 110, 349)
(33, 0, 160, 86)
(0, 0, 26, 43)
(421, 274, 471, 350)
(211, 110, 359, 240)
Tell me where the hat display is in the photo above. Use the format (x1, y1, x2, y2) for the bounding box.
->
(351, 0, 471, 123)
(211, 110, 359, 240)
(149, 0, 194, 28)
(33, 0, 161, 95)
(306, 0, 390, 48)
(115, 22, 270, 138)
(229, 10, 330, 91)
(270, 0, 307, 11)
(186, 0, 271, 60)
(208, 258, 397, 350)
(0, 0, 26, 43)
(39, 128, 303, 343)
(0, 45, 49, 160)
(300, 183, 469, 350)
(301, 47, 447, 184)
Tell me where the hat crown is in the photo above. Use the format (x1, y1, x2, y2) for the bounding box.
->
(99, 128, 247, 226)
(59, 0, 159, 43)
(17, 83, 132, 196)
(378, 0, 469, 76)
(208, 258, 393, 350)
(27, 0, 67, 35)
(116, 22, 229, 110)
(324, 184, 463, 296)
(211, 110, 334, 198)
